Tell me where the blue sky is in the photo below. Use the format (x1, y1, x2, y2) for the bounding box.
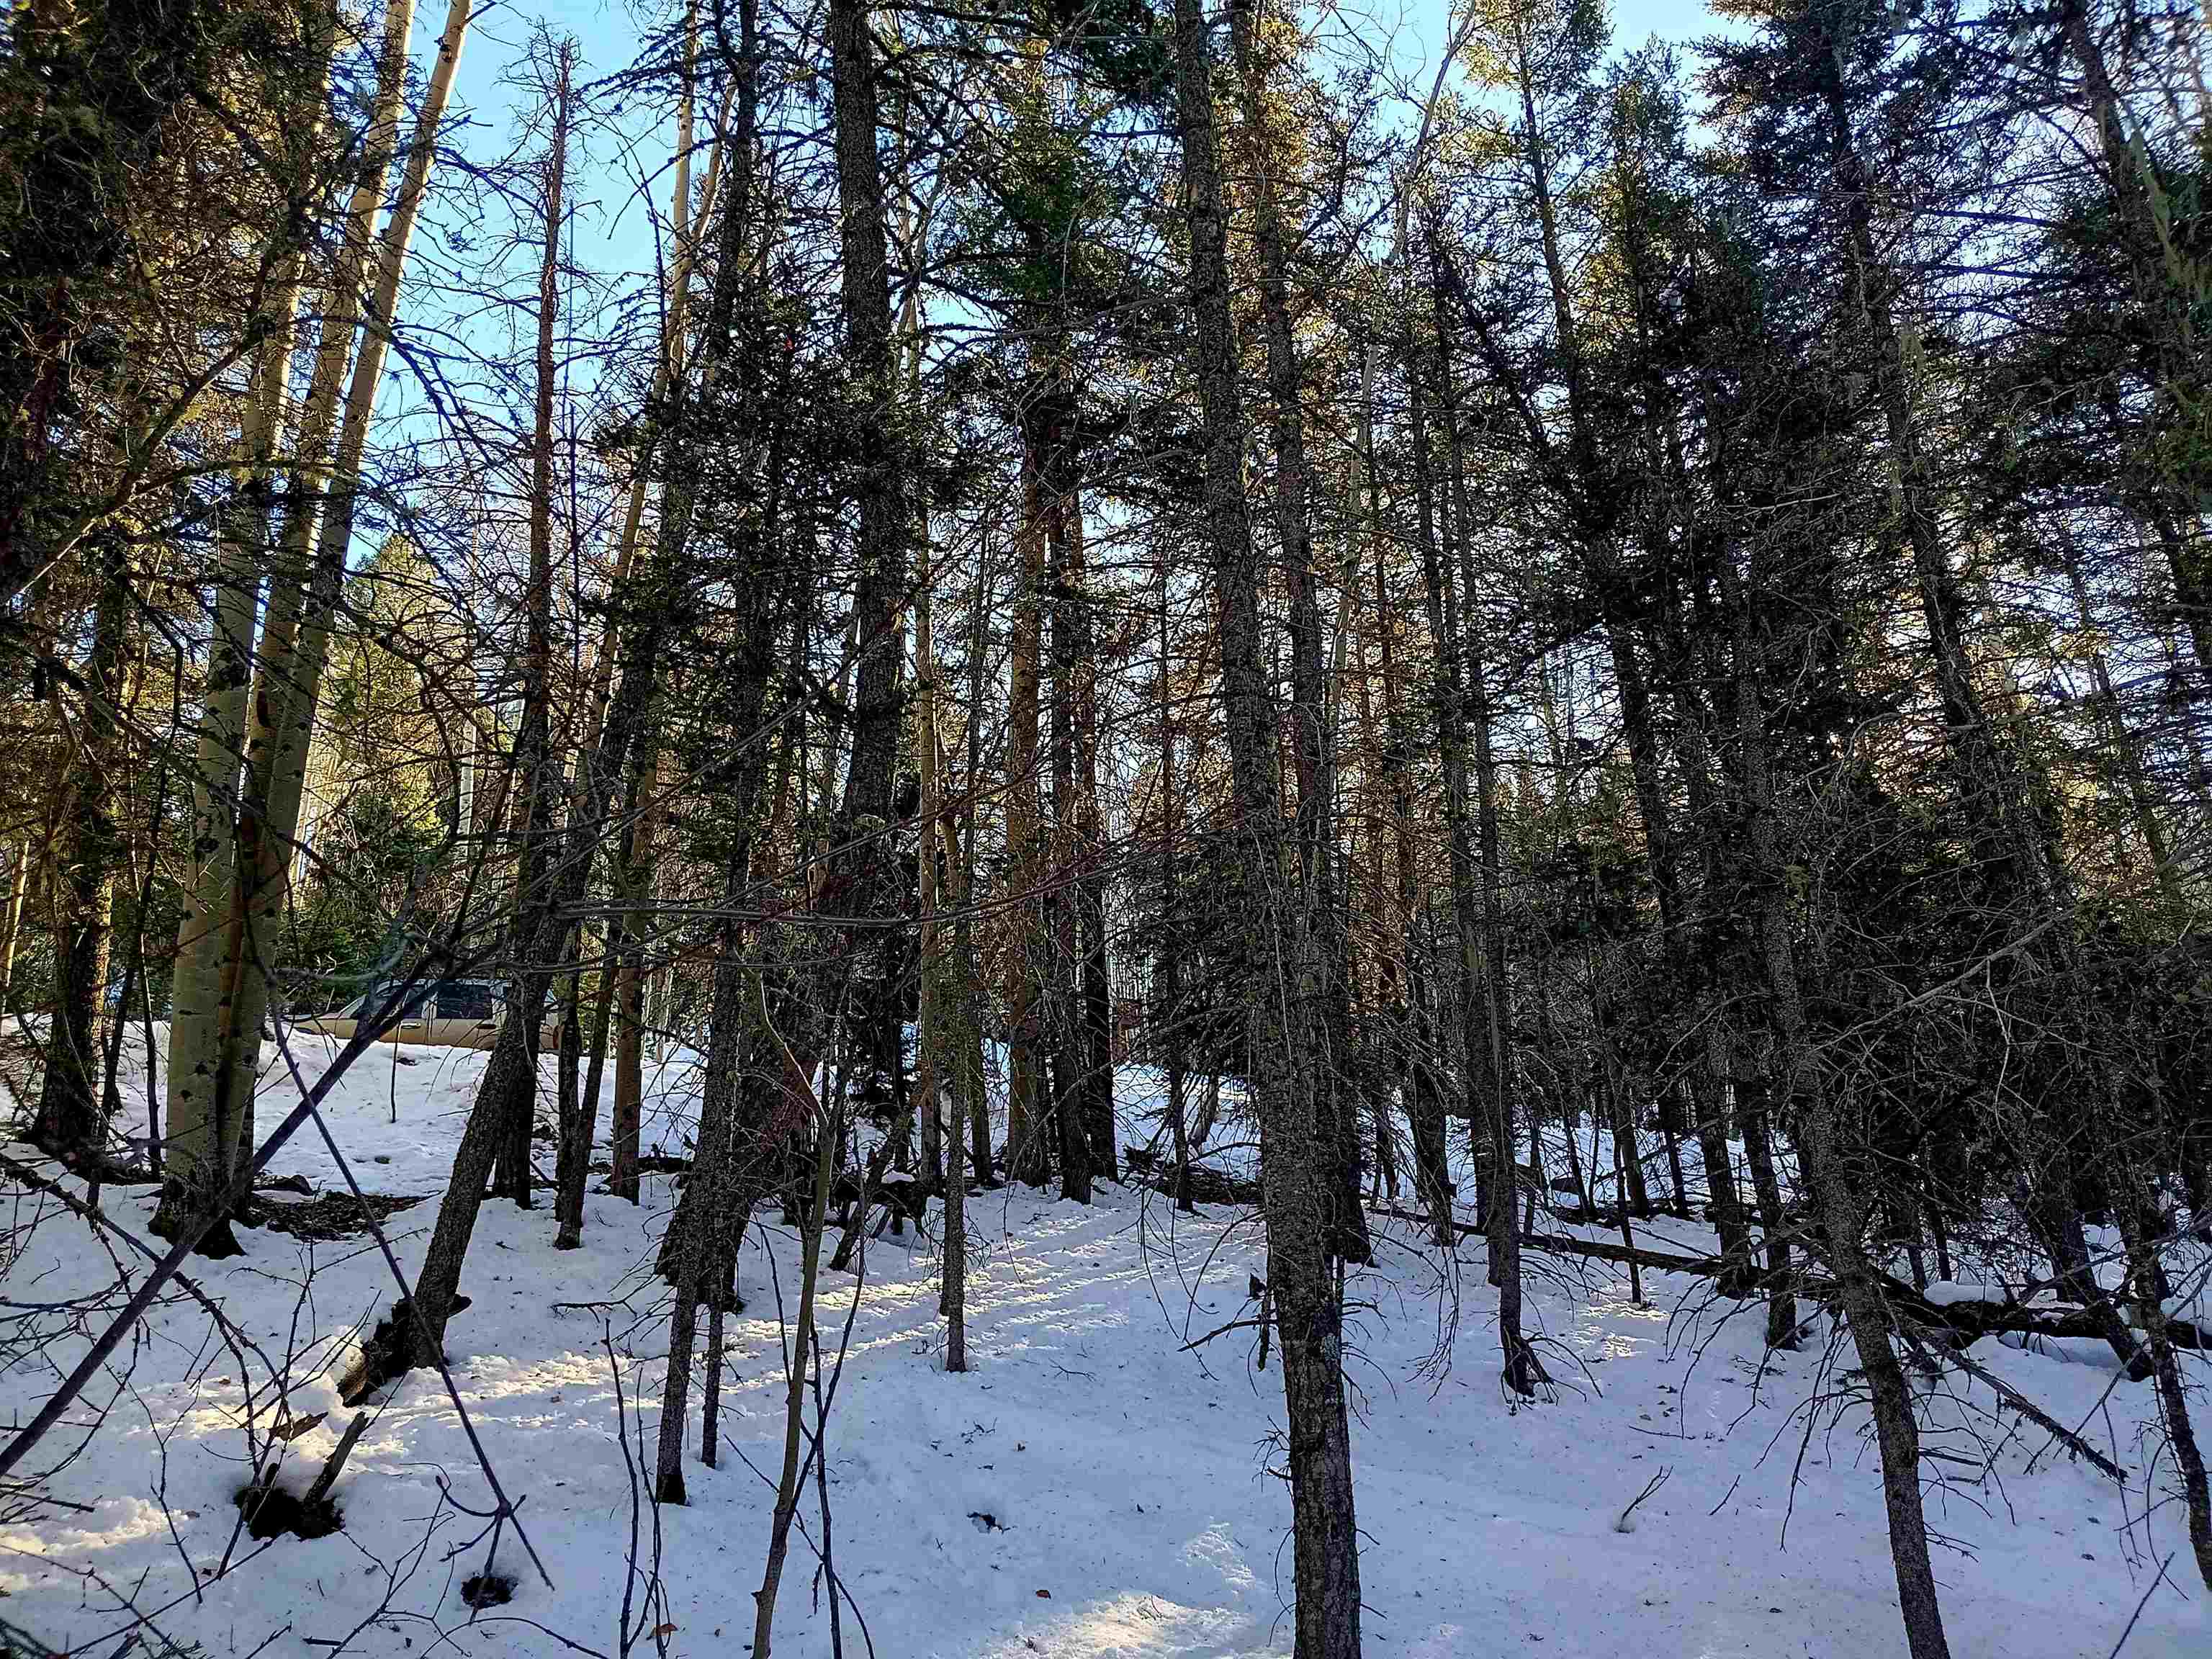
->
(370, 0, 1744, 504)
(415, 0, 1742, 257)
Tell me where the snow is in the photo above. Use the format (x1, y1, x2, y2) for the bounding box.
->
(1923, 1281, 2013, 1308)
(1997, 1331, 2131, 1370)
(0, 1032, 2204, 1658)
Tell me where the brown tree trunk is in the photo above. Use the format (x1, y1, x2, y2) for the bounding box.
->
(553, 927, 610, 1249)
(957, 544, 997, 1191)
(1041, 412, 1117, 1176)
(32, 546, 128, 1161)
(825, 0, 904, 837)
(1072, 567, 1116, 1176)
(1158, 569, 1195, 1213)
(609, 748, 660, 1205)
(491, 43, 576, 1213)
(1410, 235, 1536, 1390)
(1231, 0, 1367, 1264)
(1363, 342, 1449, 1249)
(1429, 269, 1524, 1304)
(1040, 401, 1093, 1206)
(1725, 538, 1950, 1659)
(1173, 2, 1362, 1649)
(0, 841, 27, 1021)
(1006, 454, 1051, 1187)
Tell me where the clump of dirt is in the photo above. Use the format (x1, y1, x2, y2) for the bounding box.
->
(258, 1191, 424, 1241)
(461, 1573, 516, 1609)
(234, 1480, 342, 1540)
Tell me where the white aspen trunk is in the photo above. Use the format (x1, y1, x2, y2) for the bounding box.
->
(155, 0, 418, 1244)
(0, 841, 26, 1020)
(149, 26, 341, 1235)
(210, 0, 475, 1193)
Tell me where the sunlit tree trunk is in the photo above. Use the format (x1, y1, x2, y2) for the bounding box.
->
(155, 0, 472, 1251)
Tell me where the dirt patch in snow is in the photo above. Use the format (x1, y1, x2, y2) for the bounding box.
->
(257, 1190, 426, 1241)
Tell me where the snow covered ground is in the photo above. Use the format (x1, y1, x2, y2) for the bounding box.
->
(1, 1030, 2204, 1657)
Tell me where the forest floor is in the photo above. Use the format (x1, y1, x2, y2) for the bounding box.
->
(1, 1029, 2206, 1658)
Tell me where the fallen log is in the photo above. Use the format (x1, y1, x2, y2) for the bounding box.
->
(1377, 1205, 2211, 1363)
(1147, 1166, 1262, 1207)
(1376, 1205, 1724, 1276)
(585, 1154, 691, 1176)
(1526, 1231, 1725, 1277)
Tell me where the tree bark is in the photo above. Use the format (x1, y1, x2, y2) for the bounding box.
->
(490, 42, 576, 1213)
(156, 0, 472, 1250)
(1172, 4, 1362, 1650)
(1723, 530, 1952, 1659)
(1006, 454, 1051, 1187)
(1231, 0, 1367, 1265)
(1410, 232, 1538, 1390)
(610, 749, 662, 1204)
(32, 547, 128, 1161)
(1040, 397, 1094, 1206)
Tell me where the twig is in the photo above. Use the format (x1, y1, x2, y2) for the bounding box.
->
(266, 1025, 556, 1591)
(1614, 1465, 1671, 1533)
(2105, 1552, 2175, 1659)
(1899, 1327, 2128, 1484)
(0, 1020, 398, 1480)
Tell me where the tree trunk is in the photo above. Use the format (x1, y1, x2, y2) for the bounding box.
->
(957, 544, 997, 1191)
(1158, 570, 1195, 1213)
(1172, 3, 1362, 1650)
(32, 547, 127, 1161)
(1429, 270, 1524, 1305)
(1038, 400, 1117, 1177)
(1040, 401, 1092, 1207)
(825, 0, 904, 837)
(1006, 454, 1050, 1187)
(1726, 534, 1951, 1659)
(751, 1062, 835, 1658)
(1231, 0, 1367, 1266)
(156, 0, 471, 1251)
(1695, 1020, 1755, 1298)
(610, 748, 660, 1204)
(1411, 234, 1536, 1391)
(1071, 520, 1117, 1179)
(552, 932, 605, 1249)
(1363, 341, 1449, 1250)
(915, 529, 945, 1196)
(491, 42, 576, 1213)
(150, 114, 329, 1246)
(0, 842, 27, 1021)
